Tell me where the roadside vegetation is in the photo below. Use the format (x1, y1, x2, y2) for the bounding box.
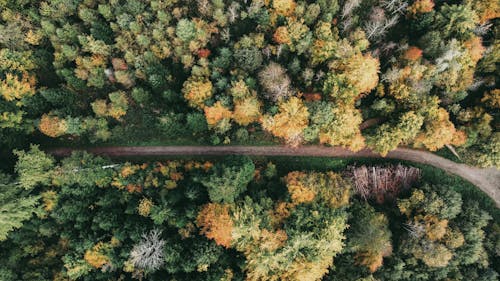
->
(0, 147, 498, 280)
(0, 0, 498, 167)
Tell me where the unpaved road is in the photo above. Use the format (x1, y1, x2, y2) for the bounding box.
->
(48, 146, 500, 207)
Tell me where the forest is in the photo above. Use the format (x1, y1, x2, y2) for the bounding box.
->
(0, 0, 498, 167)
(0, 0, 499, 280)
(0, 146, 499, 280)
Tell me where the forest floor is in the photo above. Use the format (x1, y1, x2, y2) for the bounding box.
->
(47, 145, 500, 207)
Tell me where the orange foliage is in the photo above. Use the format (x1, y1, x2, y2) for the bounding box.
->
(273, 26, 291, 44)
(481, 89, 500, 109)
(204, 101, 232, 127)
(197, 203, 233, 248)
(303, 93, 322, 101)
(38, 114, 68, 137)
(464, 37, 485, 63)
(421, 215, 449, 241)
(197, 48, 211, 58)
(469, 0, 500, 23)
(408, 0, 435, 15)
(404, 47, 423, 61)
(258, 229, 288, 252)
(285, 171, 317, 204)
(111, 58, 128, 70)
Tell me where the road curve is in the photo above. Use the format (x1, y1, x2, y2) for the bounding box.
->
(48, 146, 500, 207)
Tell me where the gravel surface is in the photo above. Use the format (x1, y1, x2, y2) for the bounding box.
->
(48, 145, 500, 207)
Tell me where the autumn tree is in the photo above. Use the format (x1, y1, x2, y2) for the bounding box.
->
(196, 203, 233, 248)
(262, 97, 309, 146)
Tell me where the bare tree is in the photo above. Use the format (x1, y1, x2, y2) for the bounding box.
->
(130, 229, 166, 271)
(341, 0, 362, 19)
(258, 62, 292, 102)
(349, 164, 421, 203)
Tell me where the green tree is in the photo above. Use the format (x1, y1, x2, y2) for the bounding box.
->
(0, 173, 40, 241)
(13, 144, 54, 190)
(196, 156, 255, 203)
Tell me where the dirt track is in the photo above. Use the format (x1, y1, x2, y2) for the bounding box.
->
(48, 146, 500, 207)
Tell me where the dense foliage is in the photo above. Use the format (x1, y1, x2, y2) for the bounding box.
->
(0, 0, 498, 167)
(0, 147, 498, 280)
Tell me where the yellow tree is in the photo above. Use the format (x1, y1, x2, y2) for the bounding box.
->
(262, 97, 309, 146)
(233, 96, 262, 126)
(182, 77, 213, 108)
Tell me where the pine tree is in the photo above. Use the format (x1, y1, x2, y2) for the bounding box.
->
(0, 173, 40, 241)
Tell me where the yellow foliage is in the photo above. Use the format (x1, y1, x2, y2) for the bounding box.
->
(482, 89, 500, 109)
(233, 96, 262, 126)
(0, 73, 36, 103)
(197, 203, 234, 248)
(262, 97, 309, 146)
(420, 215, 449, 241)
(183, 77, 213, 108)
(272, 0, 296, 16)
(285, 171, 351, 208)
(229, 79, 251, 99)
(318, 106, 365, 152)
(38, 114, 68, 138)
(343, 53, 380, 94)
(41, 190, 58, 212)
(84, 242, 111, 269)
(285, 171, 317, 204)
(204, 101, 232, 127)
(24, 29, 43, 45)
(414, 108, 459, 151)
(138, 198, 153, 217)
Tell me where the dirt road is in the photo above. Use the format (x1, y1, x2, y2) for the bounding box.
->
(48, 146, 500, 207)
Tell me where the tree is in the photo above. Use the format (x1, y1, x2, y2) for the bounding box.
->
(434, 4, 479, 40)
(38, 114, 67, 137)
(306, 102, 365, 151)
(13, 144, 54, 190)
(262, 97, 309, 146)
(196, 156, 255, 203)
(367, 112, 424, 156)
(348, 203, 392, 272)
(259, 62, 292, 102)
(204, 101, 232, 128)
(182, 76, 213, 108)
(0, 173, 40, 241)
(196, 203, 233, 248)
(130, 229, 166, 271)
(232, 96, 262, 126)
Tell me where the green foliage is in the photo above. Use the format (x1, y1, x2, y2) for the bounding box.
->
(0, 173, 39, 241)
(197, 156, 255, 203)
(13, 144, 54, 190)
